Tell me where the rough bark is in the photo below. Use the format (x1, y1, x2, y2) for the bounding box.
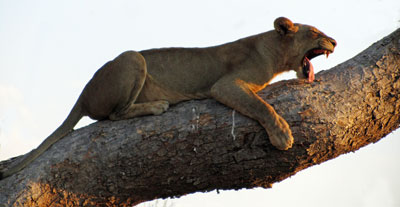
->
(1, 28, 399, 207)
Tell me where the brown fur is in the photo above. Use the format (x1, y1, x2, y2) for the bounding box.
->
(0, 17, 336, 180)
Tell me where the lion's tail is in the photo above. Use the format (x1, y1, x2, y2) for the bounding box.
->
(0, 101, 84, 180)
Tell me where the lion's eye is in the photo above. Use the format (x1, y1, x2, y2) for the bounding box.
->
(310, 30, 319, 38)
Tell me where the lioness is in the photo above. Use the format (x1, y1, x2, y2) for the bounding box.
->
(0, 17, 336, 180)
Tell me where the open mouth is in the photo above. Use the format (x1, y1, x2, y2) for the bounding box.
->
(302, 48, 332, 82)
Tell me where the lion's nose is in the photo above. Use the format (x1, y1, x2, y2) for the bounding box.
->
(330, 38, 337, 47)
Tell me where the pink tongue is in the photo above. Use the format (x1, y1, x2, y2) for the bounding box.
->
(305, 57, 315, 82)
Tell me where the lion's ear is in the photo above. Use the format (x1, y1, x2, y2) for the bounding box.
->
(274, 17, 298, 35)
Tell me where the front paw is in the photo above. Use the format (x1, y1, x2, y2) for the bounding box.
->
(268, 129, 293, 150)
(266, 117, 294, 150)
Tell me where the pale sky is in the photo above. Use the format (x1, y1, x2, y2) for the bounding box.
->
(0, 0, 399, 207)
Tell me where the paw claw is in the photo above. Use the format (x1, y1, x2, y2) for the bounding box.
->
(152, 100, 169, 115)
(269, 132, 293, 150)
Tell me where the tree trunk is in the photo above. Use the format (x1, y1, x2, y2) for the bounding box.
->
(1, 28, 399, 207)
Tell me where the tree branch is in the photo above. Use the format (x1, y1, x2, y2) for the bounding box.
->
(1, 28, 399, 207)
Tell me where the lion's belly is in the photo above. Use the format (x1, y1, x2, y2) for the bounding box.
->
(136, 74, 210, 105)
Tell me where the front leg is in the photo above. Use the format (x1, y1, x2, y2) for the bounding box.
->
(210, 77, 293, 150)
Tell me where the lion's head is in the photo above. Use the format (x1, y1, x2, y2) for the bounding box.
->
(274, 17, 337, 82)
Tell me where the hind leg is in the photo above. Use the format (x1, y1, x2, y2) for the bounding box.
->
(109, 100, 169, 120)
(108, 51, 170, 121)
